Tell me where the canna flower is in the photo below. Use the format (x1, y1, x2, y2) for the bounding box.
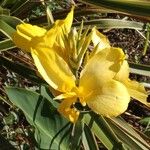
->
(13, 7, 148, 123)
(13, 7, 74, 53)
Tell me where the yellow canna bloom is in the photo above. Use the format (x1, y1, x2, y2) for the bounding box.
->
(12, 7, 74, 53)
(12, 7, 148, 123)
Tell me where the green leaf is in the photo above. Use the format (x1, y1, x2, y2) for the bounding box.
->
(70, 118, 83, 150)
(0, 6, 10, 15)
(82, 125, 99, 150)
(0, 19, 16, 39)
(83, 112, 126, 149)
(0, 15, 22, 41)
(0, 15, 22, 29)
(139, 117, 150, 137)
(40, 86, 58, 107)
(139, 117, 150, 126)
(73, 19, 144, 30)
(106, 117, 150, 150)
(5, 87, 71, 149)
(79, 0, 150, 19)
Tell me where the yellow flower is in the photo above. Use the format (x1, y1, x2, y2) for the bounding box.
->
(13, 7, 148, 123)
(31, 45, 133, 123)
(12, 7, 74, 53)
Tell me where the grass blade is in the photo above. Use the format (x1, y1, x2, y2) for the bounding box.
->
(73, 19, 144, 30)
(0, 20, 16, 39)
(79, 0, 150, 19)
(0, 39, 15, 51)
(106, 117, 150, 150)
(129, 62, 150, 77)
(82, 125, 99, 150)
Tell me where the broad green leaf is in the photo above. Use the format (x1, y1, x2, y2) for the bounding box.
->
(82, 125, 99, 150)
(5, 87, 71, 149)
(73, 19, 144, 30)
(79, 0, 150, 19)
(129, 62, 150, 77)
(0, 39, 15, 52)
(40, 86, 58, 107)
(106, 117, 150, 150)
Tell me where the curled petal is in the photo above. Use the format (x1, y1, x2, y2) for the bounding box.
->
(125, 80, 148, 105)
(87, 80, 130, 117)
(13, 23, 46, 52)
(31, 48, 75, 92)
(91, 28, 110, 53)
(16, 23, 46, 38)
(80, 47, 125, 94)
(115, 60, 148, 106)
(58, 98, 79, 123)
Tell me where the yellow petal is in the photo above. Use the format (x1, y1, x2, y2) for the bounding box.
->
(42, 25, 59, 48)
(13, 23, 46, 52)
(80, 47, 125, 94)
(125, 80, 148, 105)
(91, 28, 110, 54)
(54, 6, 74, 34)
(58, 98, 79, 123)
(13, 31, 31, 52)
(115, 61, 148, 106)
(86, 80, 130, 117)
(115, 60, 129, 81)
(16, 23, 46, 38)
(31, 47, 76, 92)
(54, 6, 74, 52)
(54, 92, 77, 100)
